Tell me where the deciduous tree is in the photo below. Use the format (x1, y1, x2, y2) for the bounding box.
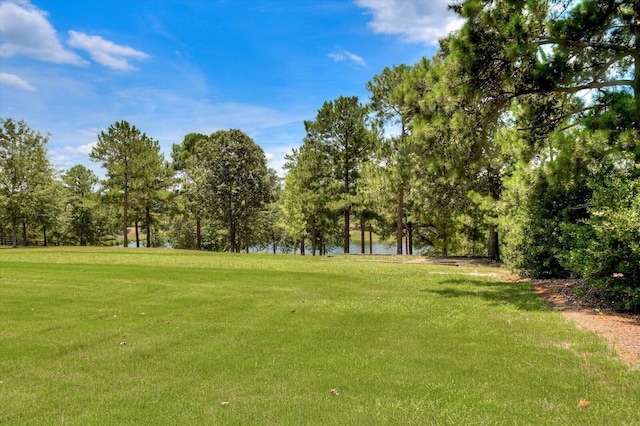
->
(62, 164, 102, 245)
(0, 118, 55, 247)
(185, 129, 272, 252)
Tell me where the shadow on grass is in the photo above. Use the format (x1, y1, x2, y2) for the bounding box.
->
(421, 279, 547, 312)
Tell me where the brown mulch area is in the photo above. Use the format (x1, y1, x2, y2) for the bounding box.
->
(531, 278, 640, 369)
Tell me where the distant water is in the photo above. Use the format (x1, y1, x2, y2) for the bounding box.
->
(328, 241, 400, 255)
(252, 241, 413, 255)
(120, 240, 416, 255)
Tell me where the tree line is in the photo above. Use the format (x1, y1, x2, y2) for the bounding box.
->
(0, 119, 277, 252)
(1, 0, 638, 311)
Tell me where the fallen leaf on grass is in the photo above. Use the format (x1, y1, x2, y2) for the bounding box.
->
(220, 401, 229, 406)
(330, 388, 339, 396)
(120, 342, 126, 346)
(578, 399, 590, 407)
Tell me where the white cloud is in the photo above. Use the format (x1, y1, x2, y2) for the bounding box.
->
(48, 146, 90, 172)
(67, 31, 149, 71)
(0, 1, 87, 65)
(355, 0, 465, 45)
(49, 140, 99, 175)
(328, 49, 366, 67)
(0, 72, 36, 91)
(67, 141, 97, 155)
(263, 145, 297, 176)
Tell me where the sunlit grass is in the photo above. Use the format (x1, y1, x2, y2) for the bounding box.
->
(1, 248, 638, 424)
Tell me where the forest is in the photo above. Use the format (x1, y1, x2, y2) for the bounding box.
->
(1, 0, 638, 311)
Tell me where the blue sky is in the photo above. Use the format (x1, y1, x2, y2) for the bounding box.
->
(0, 0, 463, 176)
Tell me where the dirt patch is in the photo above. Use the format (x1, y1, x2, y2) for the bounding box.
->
(533, 279, 640, 369)
(338, 255, 501, 267)
(407, 256, 500, 266)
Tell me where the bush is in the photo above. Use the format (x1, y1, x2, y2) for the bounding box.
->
(564, 174, 640, 312)
(501, 170, 591, 278)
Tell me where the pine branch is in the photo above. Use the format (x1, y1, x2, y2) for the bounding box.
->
(516, 106, 598, 131)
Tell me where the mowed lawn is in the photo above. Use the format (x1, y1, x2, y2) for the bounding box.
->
(1, 248, 638, 425)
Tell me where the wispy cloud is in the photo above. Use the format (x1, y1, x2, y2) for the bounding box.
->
(0, 1, 148, 71)
(48, 145, 96, 172)
(355, 0, 464, 45)
(0, 1, 87, 65)
(328, 49, 366, 67)
(71, 141, 97, 155)
(67, 31, 149, 71)
(0, 72, 36, 92)
(263, 144, 298, 176)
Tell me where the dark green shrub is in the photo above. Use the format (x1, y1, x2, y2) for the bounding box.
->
(502, 171, 591, 278)
(564, 174, 640, 312)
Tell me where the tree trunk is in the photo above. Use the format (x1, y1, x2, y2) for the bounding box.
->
(300, 236, 305, 255)
(369, 229, 373, 255)
(196, 218, 202, 250)
(22, 221, 27, 246)
(311, 219, 317, 256)
(407, 221, 413, 255)
(344, 209, 350, 253)
(397, 187, 404, 255)
(397, 124, 407, 255)
(230, 219, 236, 253)
(489, 224, 501, 262)
(80, 216, 85, 246)
(360, 218, 365, 254)
(405, 232, 408, 255)
(11, 220, 17, 248)
(135, 221, 140, 248)
(443, 232, 448, 257)
(344, 137, 351, 254)
(146, 207, 152, 248)
(42, 225, 47, 247)
(244, 220, 249, 253)
(123, 185, 128, 248)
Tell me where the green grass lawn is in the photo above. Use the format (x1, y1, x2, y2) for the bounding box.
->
(1, 248, 638, 425)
